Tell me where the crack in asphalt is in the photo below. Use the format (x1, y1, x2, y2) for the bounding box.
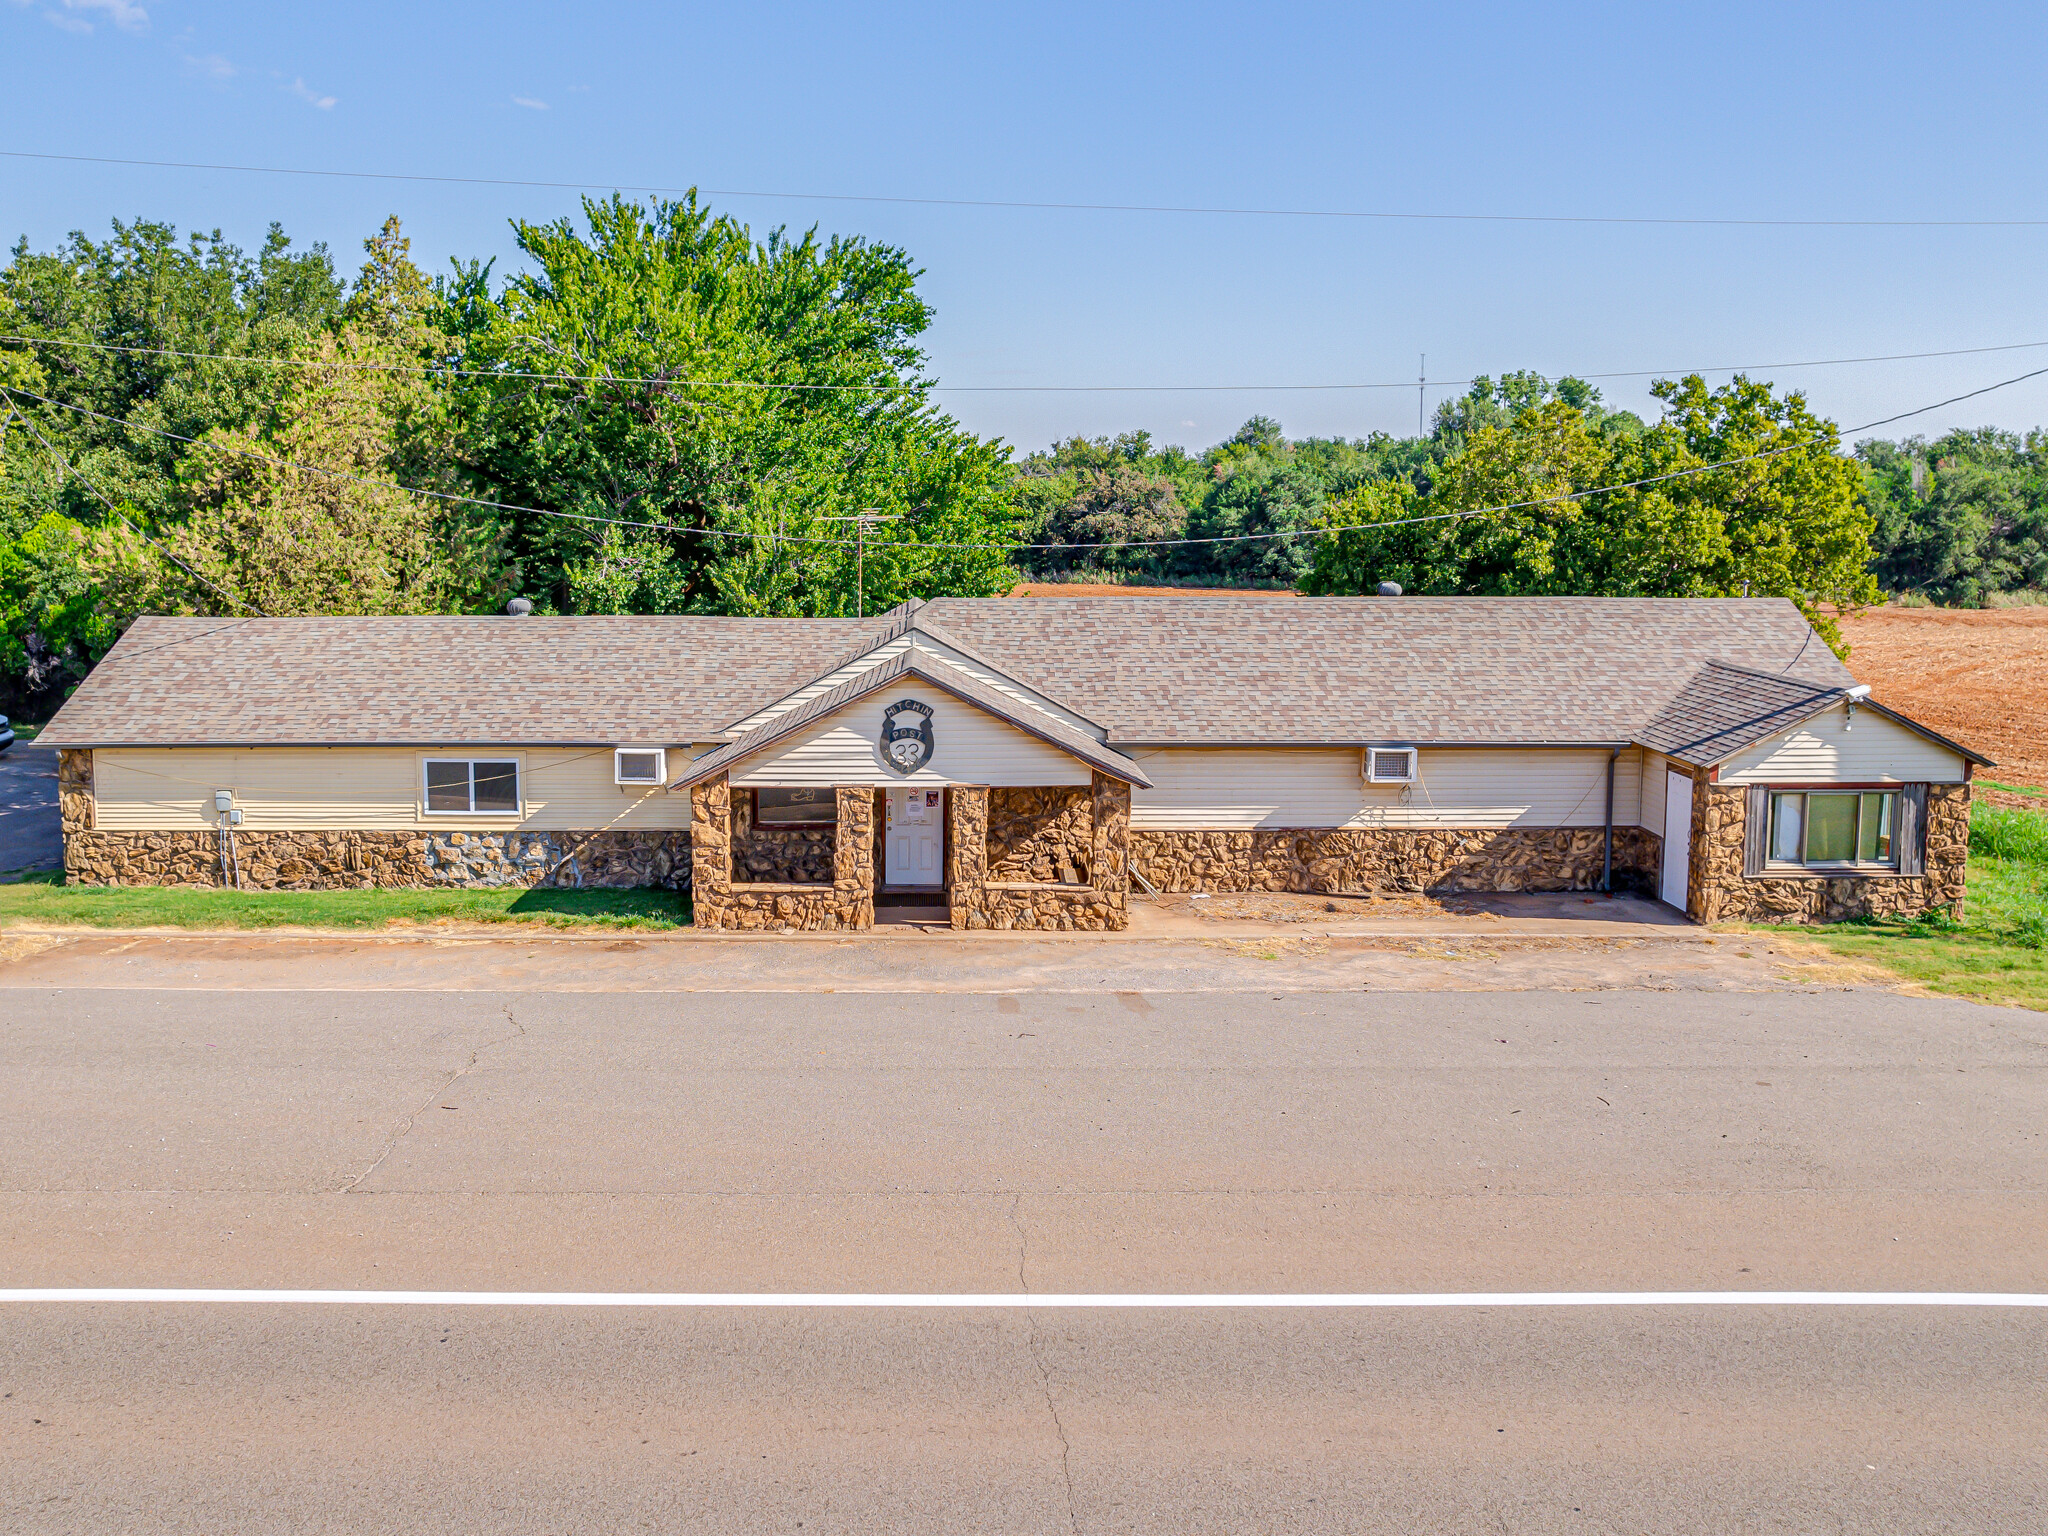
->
(1010, 1195, 1081, 1536)
(337, 1005, 527, 1195)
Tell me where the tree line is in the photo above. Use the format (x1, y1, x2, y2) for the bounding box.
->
(2, 199, 2043, 717)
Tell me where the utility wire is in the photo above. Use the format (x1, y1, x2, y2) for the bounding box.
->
(9, 331, 2048, 394)
(1, 392, 267, 614)
(7, 363, 2047, 556)
(6, 148, 2048, 229)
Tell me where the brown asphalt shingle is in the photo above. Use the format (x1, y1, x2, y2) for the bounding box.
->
(41, 596, 1860, 749)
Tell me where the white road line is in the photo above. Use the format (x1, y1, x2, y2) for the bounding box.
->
(2, 1290, 2044, 1308)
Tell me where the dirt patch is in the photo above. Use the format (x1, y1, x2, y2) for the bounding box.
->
(1149, 891, 1471, 925)
(1835, 607, 2048, 792)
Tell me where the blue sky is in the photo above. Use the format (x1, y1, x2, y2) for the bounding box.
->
(5, 0, 2048, 456)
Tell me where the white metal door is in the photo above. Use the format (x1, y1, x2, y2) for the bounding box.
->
(1660, 769, 1692, 911)
(884, 787, 944, 887)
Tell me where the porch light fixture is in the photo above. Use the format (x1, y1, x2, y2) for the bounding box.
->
(1844, 684, 1870, 728)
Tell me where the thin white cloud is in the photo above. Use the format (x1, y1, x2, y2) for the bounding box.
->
(183, 51, 234, 80)
(291, 76, 336, 110)
(512, 96, 548, 110)
(43, 8, 93, 31)
(54, 0, 147, 31)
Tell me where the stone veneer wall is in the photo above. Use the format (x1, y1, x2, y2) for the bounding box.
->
(986, 786, 1092, 884)
(1685, 776, 1970, 924)
(59, 749, 692, 891)
(947, 773, 1131, 931)
(58, 749, 93, 835)
(691, 774, 875, 930)
(728, 790, 836, 884)
(1129, 824, 1661, 896)
(61, 827, 692, 890)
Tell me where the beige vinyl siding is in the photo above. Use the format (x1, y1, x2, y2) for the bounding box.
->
(1128, 747, 1643, 830)
(1719, 704, 1966, 784)
(730, 692, 1090, 787)
(91, 746, 694, 831)
(726, 635, 1102, 739)
(1639, 751, 1668, 837)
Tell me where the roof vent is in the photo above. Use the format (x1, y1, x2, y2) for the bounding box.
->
(1376, 581, 1402, 597)
(505, 598, 533, 617)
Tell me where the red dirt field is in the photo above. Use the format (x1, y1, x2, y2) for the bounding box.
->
(1835, 606, 2048, 797)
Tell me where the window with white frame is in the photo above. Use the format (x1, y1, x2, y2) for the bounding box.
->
(1767, 790, 1896, 868)
(423, 758, 521, 815)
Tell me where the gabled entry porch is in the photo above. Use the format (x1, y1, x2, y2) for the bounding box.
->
(671, 645, 1147, 933)
(685, 768, 1135, 933)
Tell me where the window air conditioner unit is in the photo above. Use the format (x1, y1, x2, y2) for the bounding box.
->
(615, 747, 667, 786)
(1364, 746, 1418, 784)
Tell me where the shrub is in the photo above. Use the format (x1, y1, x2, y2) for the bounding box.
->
(1971, 805, 2048, 866)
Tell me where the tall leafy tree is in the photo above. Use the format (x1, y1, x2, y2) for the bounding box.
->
(84, 219, 502, 620)
(1182, 460, 1327, 586)
(1304, 374, 1879, 654)
(450, 193, 1017, 616)
(0, 219, 341, 710)
(1012, 431, 1199, 579)
(1859, 429, 2048, 603)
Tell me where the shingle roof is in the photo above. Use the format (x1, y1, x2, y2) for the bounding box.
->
(672, 649, 1151, 788)
(1634, 661, 1849, 767)
(42, 595, 1867, 751)
(920, 595, 1856, 744)
(39, 614, 868, 747)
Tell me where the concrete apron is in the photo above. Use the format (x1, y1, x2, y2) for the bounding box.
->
(0, 924, 1873, 998)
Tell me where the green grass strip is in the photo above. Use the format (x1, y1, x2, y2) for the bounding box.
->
(0, 872, 689, 932)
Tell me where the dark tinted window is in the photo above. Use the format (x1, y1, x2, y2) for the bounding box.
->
(472, 762, 520, 813)
(425, 760, 471, 812)
(757, 787, 834, 825)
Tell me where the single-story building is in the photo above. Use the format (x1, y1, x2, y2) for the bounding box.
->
(39, 595, 1989, 930)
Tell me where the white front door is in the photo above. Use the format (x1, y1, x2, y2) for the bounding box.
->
(1660, 769, 1692, 911)
(884, 786, 944, 887)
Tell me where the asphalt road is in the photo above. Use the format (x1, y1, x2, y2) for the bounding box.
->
(4, 985, 2044, 1532)
(0, 744, 59, 876)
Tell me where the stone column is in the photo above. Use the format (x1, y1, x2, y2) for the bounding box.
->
(1090, 770, 1131, 928)
(833, 785, 876, 929)
(1685, 768, 1719, 925)
(947, 785, 990, 929)
(57, 748, 94, 834)
(1925, 784, 1972, 921)
(690, 773, 733, 929)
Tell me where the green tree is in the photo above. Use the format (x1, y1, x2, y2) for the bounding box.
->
(0, 219, 341, 526)
(1859, 429, 2048, 603)
(1012, 430, 1199, 579)
(140, 220, 503, 617)
(1305, 374, 1878, 654)
(450, 193, 1018, 616)
(1183, 460, 1327, 586)
(0, 218, 344, 708)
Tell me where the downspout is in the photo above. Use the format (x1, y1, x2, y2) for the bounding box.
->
(1602, 746, 1620, 894)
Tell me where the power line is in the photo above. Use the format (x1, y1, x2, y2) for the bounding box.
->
(6, 148, 2048, 229)
(8, 331, 2048, 395)
(7, 363, 2046, 556)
